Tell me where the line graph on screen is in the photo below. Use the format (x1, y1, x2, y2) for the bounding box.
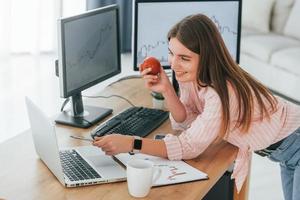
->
(137, 15, 237, 65)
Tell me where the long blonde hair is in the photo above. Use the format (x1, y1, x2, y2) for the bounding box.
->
(168, 14, 278, 137)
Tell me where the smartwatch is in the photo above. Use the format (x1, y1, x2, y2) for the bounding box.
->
(130, 136, 142, 154)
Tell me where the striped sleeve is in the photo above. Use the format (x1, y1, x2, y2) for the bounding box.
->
(164, 89, 223, 160)
(170, 82, 199, 130)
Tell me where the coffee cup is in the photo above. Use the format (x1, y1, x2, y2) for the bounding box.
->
(126, 159, 161, 198)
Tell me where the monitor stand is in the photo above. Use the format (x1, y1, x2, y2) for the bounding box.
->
(55, 93, 112, 128)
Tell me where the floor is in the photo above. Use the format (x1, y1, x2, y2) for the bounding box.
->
(0, 53, 286, 199)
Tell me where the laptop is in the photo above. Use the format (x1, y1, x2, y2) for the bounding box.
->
(25, 97, 126, 187)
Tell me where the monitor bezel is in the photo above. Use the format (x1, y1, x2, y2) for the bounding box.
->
(132, 0, 242, 71)
(58, 5, 121, 98)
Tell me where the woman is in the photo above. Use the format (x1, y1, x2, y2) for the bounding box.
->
(93, 14, 300, 199)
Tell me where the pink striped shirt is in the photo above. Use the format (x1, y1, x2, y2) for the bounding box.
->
(163, 81, 300, 192)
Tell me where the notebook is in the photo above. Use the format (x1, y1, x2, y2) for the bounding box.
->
(25, 97, 126, 187)
(115, 153, 208, 186)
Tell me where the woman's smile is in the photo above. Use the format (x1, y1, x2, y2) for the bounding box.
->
(174, 71, 188, 78)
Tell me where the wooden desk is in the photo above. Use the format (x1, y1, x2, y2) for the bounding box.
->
(0, 79, 247, 200)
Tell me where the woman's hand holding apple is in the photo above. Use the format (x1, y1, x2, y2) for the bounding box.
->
(140, 57, 161, 75)
(140, 57, 173, 95)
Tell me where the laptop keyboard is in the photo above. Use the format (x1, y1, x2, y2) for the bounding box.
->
(59, 150, 101, 181)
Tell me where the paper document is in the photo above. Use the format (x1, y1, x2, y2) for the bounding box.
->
(114, 153, 208, 186)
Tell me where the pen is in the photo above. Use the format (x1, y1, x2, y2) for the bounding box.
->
(70, 135, 94, 142)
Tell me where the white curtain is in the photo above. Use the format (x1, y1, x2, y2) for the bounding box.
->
(0, 0, 86, 58)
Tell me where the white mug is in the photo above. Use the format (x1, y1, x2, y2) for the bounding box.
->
(126, 159, 161, 198)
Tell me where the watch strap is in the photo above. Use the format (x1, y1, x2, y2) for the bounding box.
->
(130, 136, 142, 154)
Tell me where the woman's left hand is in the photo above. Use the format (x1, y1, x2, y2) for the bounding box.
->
(92, 134, 133, 155)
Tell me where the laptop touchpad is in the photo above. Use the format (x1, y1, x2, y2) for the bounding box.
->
(76, 146, 126, 178)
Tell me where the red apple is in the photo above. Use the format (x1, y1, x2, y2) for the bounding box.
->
(140, 57, 161, 75)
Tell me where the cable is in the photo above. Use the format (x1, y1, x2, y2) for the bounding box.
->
(60, 98, 70, 112)
(106, 71, 172, 90)
(59, 74, 151, 113)
(107, 74, 142, 87)
(83, 94, 135, 107)
(83, 75, 139, 108)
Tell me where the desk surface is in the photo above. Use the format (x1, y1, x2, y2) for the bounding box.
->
(0, 78, 245, 200)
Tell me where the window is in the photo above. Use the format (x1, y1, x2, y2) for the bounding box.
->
(0, 0, 86, 56)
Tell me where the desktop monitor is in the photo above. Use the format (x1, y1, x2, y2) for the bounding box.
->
(132, 0, 242, 71)
(56, 5, 121, 128)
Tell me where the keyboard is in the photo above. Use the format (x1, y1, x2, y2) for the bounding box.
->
(90, 107, 169, 139)
(60, 150, 101, 181)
